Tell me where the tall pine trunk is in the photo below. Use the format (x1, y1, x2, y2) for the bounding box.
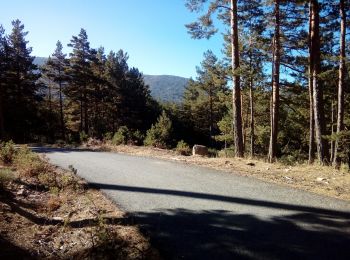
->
(333, 0, 346, 168)
(0, 88, 4, 139)
(249, 79, 255, 157)
(230, 0, 244, 157)
(268, 0, 280, 163)
(308, 2, 315, 164)
(310, 0, 329, 164)
(58, 79, 65, 140)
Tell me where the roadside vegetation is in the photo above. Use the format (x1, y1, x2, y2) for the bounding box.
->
(0, 141, 158, 259)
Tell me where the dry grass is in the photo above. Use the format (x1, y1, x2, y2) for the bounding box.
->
(0, 146, 159, 259)
(103, 144, 350, 201)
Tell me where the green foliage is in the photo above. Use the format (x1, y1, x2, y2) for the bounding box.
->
(175, 140, 191, 156)
(103, 132, 113, 141)
(0, 140, 16, 164)
(130, 130, 145, 146)
(218, 147, 235, 158)
(0, 168, 15, 188)
(144, 111, 172, 148)
(79, 131, 89, 143)
(112, 126, 130, 145)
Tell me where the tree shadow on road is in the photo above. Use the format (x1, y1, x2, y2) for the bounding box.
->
(89, 183, 350, 260)
(132, 208, 350, 260)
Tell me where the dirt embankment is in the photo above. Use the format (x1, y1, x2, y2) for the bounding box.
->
(0, 146, 159, 259)
(100, 144, 350, 201)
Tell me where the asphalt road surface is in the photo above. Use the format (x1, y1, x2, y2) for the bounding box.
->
(35, 147, 350, 260)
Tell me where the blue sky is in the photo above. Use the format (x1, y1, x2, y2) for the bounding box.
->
(1, 0, 224, 78)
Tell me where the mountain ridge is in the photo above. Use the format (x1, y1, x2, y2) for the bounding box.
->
(34, 57, 188, 103)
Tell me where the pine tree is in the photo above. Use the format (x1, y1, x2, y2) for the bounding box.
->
(268, 0, 281, 163)
(5, 20, 39, 141)
(185, 0, 244, 157)
(333, 0, 347, 168)
(67, 28, 94, 134)
(41, 41, 68, 139)
(183, 50, 228, 144)
(310, 0, 329, 164)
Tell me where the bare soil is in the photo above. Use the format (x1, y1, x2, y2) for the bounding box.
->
(100, 144, 350, 201)
(0, 158, 159, 259)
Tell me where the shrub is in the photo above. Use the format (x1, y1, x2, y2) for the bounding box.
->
(0, 140, 16, 164)
(0, 168, 15, 188)
(208, 148, 218, 158)
(218, 147, 235, 158)
(79, 131, 89, 143)
(144, 111, 172, 148)
(130, 130, 144, 145)
(104, 132, 113, 142)
(15, 146, 48, 177)
(175, 140, 191, 156)
(112, 126, 130, 145)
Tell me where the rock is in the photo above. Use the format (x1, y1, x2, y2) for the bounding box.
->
(316, 177, 326, 182)
(52, 217, 63, 222)
(192, 145, 208, 156)
(16, 189, 25, 196)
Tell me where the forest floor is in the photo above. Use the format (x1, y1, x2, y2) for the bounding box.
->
(0, 147, 159, 259)
(95, 144, 350, 202)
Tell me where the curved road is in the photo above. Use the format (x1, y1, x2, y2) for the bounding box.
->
(36, 147, 350, 259)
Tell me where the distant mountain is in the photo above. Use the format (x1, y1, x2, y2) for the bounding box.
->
(33, 57, 188, 103)
(143, 75, 188, 103)
(33, 57, 47, 67)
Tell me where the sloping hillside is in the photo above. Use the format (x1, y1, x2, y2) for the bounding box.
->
(33, 57, 188, 102)
(143, 75, 188, 103)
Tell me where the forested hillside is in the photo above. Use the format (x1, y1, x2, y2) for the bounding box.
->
(0, 0, 349, 169)
(34, 57, 188, 103)
(143, 75, 188, 102)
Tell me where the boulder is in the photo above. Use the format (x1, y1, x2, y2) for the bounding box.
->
(192, 145, 208, 156)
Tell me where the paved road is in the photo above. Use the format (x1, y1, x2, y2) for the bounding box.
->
(36, 147, 350, 260)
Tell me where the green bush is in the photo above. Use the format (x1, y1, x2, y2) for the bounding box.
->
(104, 132, 113, 141)
(175, 140, 191, 156)
(0, 140, 16, 164)
(112, 126, 130, 145)
(144, 111, 172, 148)
(218, 147, 235, 158)
(130, 130, 144, 145)
(79, 131, 89, 143)
(0, 168, 15, 188)
(208, 148, 218, 158)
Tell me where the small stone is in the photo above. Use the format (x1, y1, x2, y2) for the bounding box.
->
(17, 189, 25, 196)
(266, 167, 270, 170)
(316, 177, 326, 182)
(52, 217, 63, 221)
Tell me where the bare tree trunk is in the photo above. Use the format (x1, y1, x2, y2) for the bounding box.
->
(249, 79, 255, 157)
(0, 88, 4, 139)
(268, 0, 280, 163)
(58, 79, 65, 140)
(231, 0, 244, 157)
(308, 2, 315, 164)
(333, 0, 346, 169)
(310, 0, 329, 165)
(330, 99, 335, 162)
